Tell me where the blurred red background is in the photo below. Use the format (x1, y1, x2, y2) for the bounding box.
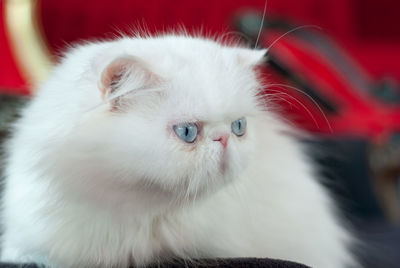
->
(1, 0, 400, 94)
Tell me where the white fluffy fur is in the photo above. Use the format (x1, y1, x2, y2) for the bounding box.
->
(1, 35, 356, 267)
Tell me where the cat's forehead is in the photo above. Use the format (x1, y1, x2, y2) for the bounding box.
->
(164, 62, 258, 121)
(120, 36, 262, 120)
(143, 38, 259, 120)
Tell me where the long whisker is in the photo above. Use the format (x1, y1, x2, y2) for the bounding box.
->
(254, 0, 268, 49)
(263, 89, 320, 129)
(265, 25, 322, 52)
(266, 83, 333, 133)
(264, 93, 295, 109)
(258, 94, 301, 127)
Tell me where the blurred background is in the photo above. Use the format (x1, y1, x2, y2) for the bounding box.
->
(1, 0, 399, 267)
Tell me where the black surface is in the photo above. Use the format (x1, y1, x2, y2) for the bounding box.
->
(0, 258, 309, 268)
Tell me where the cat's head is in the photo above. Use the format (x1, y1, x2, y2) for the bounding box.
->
(66, 35, 266, 205)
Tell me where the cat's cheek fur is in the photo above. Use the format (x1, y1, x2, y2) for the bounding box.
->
(1, 35, 357, 268)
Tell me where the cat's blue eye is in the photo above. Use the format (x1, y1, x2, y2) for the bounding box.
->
(231, 117, 246, 136)
(173, 123, 198, 143)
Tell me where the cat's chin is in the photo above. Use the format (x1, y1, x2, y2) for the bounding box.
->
(129, 171, 239, 209)
(174, 172, 241, 205)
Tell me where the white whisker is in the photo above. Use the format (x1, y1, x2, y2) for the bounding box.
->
(264, 89, 320, 129)
(266, 83, 333, 132)
(254, 0, 268, 49)
(266, 25, 322, 52)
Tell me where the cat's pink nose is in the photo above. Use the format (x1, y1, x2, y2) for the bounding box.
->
(213, 135, 229, 148)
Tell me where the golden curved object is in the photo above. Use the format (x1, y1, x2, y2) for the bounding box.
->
(5, 0, 53, 91)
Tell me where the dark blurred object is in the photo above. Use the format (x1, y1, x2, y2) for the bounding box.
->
(0, 93, 27, 195)
(354, 218, 400, 268)
(372, 78, 400, 104)
(308, 138, 384, 219)
(310, 138, 400, 268)
(0, 93, 28, 141)
(369, 134, 400, 224)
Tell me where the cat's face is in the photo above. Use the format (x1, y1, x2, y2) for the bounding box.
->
(70, 36, 265, 202)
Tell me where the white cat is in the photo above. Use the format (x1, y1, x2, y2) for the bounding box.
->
(1, 34, 356, 268)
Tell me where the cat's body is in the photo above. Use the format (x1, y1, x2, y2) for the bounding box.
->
(1, 35, 355, 267)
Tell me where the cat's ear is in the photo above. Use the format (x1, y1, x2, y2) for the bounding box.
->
(237, 48, 267, 66)
(98, 56, 159, 107)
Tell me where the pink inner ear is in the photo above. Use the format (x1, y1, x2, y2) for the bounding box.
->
(98, 56, 160, 102)
(99, 57, 135, 100)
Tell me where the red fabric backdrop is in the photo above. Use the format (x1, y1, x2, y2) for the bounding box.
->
(1, 0, 400, 94)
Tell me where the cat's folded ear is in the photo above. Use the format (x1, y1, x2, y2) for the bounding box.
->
(98, 55, 160, 109)
(237, 48, 267, 66)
